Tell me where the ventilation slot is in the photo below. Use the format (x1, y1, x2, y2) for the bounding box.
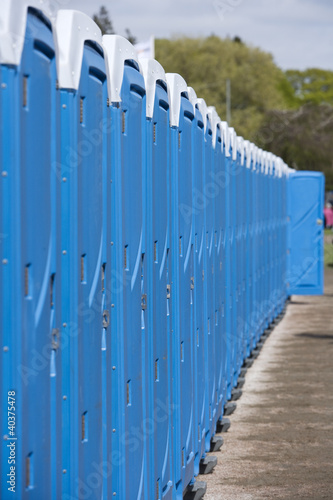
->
(154, 241, 158, 263)
(80, 97, 84, 123)
(81, 254, 86, 283)
(25, 264, 30, 297)
(155, 359, 159, 381)
(81, 411, 88, 442)
(124, 245, 128, 270)
(26, 452, 33, 489)
(127, 380, 132, 406)
(122, 111, 126, 133)
(23, 76, 28, 107)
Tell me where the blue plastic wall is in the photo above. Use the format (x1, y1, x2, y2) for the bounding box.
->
(0, 7, 324, 500)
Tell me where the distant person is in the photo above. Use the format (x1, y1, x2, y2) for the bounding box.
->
(324, 203, 333, 229)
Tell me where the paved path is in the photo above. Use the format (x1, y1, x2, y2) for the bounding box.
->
(198, 268, 333, 500)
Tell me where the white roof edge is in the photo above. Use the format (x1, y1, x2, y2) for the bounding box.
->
(266, 152, 272, 175)
(243, 140, 251, 168)
(207, 106, 220, 148)
(0, 0, 53, 66)
(165, 73, 188, 127)
(140, 58, 166, 118)
(257, 148, 263, 172)
(229, 127, 237, 160)
(54, 10, 102, 90)
(237, 136, 245, 166)
(187, 86, 197, 114)
(103, 34, 139, 102)
(220, 121, 230, 157)
(269, 153, 277, 177)
(276, 157, 283, 178)
(252, 144, 257, 169)
(262, 151, 268, 174)
(272, 155, 279, 177)
(196, 98, 208, 131)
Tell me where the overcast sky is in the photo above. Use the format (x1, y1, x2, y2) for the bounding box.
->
(56, 0, 333, 71)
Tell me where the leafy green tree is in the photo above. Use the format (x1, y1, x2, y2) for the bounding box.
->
(256, 103, 333, 191)
(286, 69, 333, 106)
(155, 36, 296, 140)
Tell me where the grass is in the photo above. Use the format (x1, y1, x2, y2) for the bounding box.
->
(324, 229, 333, 267)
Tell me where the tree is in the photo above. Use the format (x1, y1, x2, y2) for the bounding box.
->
(93, 6, 137, 45)
(125, 28, 137, 46)
(155, 36, 296, 140)
(256, 103, 333, 190)
(286, 69, 333, 106)
(93, 6, 115, 35)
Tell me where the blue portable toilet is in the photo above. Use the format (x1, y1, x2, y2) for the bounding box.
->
(287, 171, 324, 295)
(243, 140, 253, 358)
(166, 72, 195, 497)
(228, 127, 240, 385)
(219, 122, 232, 399)
(254, 148, 263, 343)
(0, 2, 61, 498)
(267, 153, 274, 323)
(279, 159, 289, 308)
(187, 87, 208, 473)
(236, 136, 246, 365)
(54, 10, 109, 499)
(103, 35, 148, 499)
(262, 151, 270, 330)
(141, 57, 173, 500)
(246, 142, 257, 352)
(206, 106, 221, 434)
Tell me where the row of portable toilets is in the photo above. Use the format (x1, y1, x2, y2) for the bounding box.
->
(0, 2, 325, 499)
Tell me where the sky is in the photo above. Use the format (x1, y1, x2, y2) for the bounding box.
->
(52, 0, 333, 71)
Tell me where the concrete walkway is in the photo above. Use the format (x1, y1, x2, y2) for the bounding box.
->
(198, 268, 333, 500)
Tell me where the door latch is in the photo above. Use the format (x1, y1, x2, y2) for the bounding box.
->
(103, 310, 110, 328)
(141, 294, 147, 310)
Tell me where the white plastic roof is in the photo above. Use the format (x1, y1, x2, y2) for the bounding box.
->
(165, 73, 188, 127)
(220, 121, 230, 157)
(54, 10, 102, 90)
(187, 86, 197, 114)
(243, 140, 252, 169)
(207, 106, 221, 148)
(237, 136, 245, 166)
(140, 58, 167, 118)
(103, 35, 140, 103)
(196, 98, 208, 132)
(229, 127, 237, 161)
(0, 0, 52, 66)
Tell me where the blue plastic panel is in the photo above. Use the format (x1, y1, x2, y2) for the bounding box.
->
(170, 94, 195, 496)
(114, 63, 148, 499)
(213, 127, 225, 423)
(287, 171, 324, 295)
(0, 9, 60, 499)
(191, 105, 207, 472)
(58, 40, 108, 499)
(145, 80, 173, 500)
